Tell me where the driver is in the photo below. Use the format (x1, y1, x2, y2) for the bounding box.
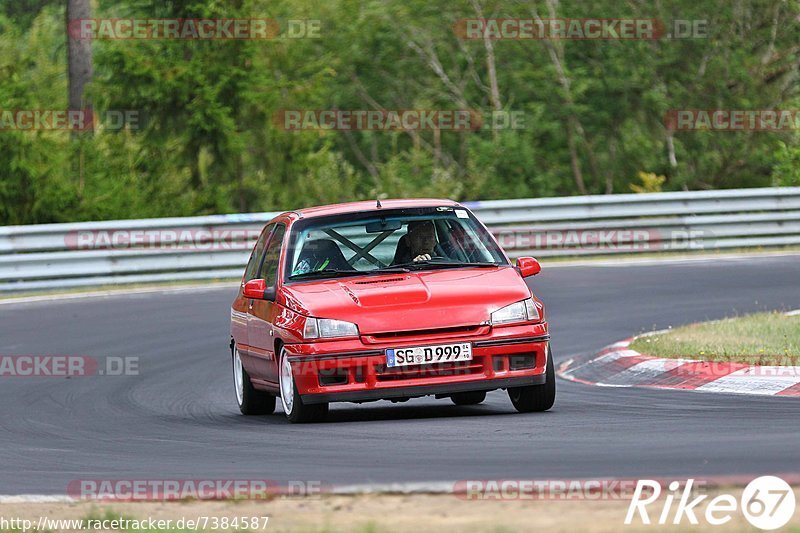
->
(393, 220, 437, 264)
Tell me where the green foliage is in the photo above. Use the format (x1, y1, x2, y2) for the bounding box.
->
(0, 0, 799, 224)
(630, 172, 666, 193)
(772, 139, 800, 187)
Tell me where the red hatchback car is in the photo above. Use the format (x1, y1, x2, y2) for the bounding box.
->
(230, 199, 554, 422)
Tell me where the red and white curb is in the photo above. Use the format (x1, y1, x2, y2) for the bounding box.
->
(558, 326, 800, 398)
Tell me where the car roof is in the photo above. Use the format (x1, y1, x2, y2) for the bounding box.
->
(286, 198, 461, 219)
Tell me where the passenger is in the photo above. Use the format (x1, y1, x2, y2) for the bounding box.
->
(291, 239, 351, 275)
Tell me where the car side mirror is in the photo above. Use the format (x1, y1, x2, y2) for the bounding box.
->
(264, 285, 277, 302)
(516, 257, 541, 278)
(243, 279, 276, 301)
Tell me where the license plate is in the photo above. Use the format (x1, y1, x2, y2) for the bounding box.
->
(386, 343, 472, 368)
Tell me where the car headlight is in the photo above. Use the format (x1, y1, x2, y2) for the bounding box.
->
(303, 317, 359, 339)
(490, 298, 540, 325)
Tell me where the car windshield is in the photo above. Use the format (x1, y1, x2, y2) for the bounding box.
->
(285, 206, 507, 281)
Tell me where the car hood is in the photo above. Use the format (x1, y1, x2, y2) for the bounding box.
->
(281, 266, 531, 334)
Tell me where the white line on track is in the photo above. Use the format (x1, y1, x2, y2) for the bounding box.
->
(0, 282, 238, 306)
(543, 251, 800, 269)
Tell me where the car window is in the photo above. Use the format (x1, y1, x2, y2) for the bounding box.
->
(298, 226, 399, 270)
(285, 207, 507, 280)
(258, 224, 286, 287)
(243, 224, 273, 282)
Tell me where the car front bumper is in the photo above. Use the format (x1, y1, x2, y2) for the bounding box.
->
(283, 323, 550, 404)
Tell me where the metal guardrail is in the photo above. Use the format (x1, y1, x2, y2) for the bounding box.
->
(1, 187, 799, 292)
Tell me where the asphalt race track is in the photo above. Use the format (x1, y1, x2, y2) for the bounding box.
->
(1, 255, 799, 494)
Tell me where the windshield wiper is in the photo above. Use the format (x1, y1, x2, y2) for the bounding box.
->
(291, 261, 491, 280)
(391, 259, 502, 270)
(289, 268, 363, 280)
(372, 266, 411, 273)
(290, 267, 411, 280)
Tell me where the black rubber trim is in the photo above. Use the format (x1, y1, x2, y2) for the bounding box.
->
(287, 350, 383, 362)
(301, 374, 546, 404)
(472, 335, 550, 348)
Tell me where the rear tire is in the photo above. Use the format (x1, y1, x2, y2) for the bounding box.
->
(451, 390, 486, 406)
(508, 346, 556, 413)
(278, 348, 329, 423)
(233, 345, 276, 415)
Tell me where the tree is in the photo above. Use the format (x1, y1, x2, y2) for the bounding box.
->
(66, 0, 92, 112)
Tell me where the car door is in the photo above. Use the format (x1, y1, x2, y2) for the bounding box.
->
(233, 223, 273, 362)
(246, 223, 286, 384)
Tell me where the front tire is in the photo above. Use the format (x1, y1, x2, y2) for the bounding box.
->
(451, 390, 486, 405)
(233, 345, 276, 415)
(278, 348, 329, 423)
(508, 346, 556, 413)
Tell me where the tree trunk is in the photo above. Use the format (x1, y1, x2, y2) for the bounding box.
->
(530, 0, 590, 195)
(66, 0, 93, 194)
(66, 0, 93, 113)
(565, 116, 586, 195)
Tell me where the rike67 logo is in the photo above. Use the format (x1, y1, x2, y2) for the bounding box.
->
(626, 476, 796, 530)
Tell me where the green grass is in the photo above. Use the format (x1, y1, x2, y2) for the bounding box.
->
(630, 311, 800, 365)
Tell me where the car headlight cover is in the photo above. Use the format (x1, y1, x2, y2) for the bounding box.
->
(490, 298, 540, 325)
(303, 317, 359, 339)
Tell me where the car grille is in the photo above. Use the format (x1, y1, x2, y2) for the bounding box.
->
(365, 325, 484, 342)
